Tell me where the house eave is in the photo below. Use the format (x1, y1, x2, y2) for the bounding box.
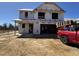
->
(18, 9, 34, 12)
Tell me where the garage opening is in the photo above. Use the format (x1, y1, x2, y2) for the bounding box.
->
(40, 24, 57, 34)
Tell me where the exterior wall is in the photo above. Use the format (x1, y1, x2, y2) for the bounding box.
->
(19, 11, 34, 19)
(45, 12, 51, 20)
(28, 11, 34, 19)
(45, 12, 64, 22)
(19, 11, 25, 19)
(18, 23, 29, 34)
(18, 3, 65, 34)
(58, 13, 64, 21)
(34, 11, 52, 20)
(33, 22, 40, 34)
(37, 4, 60, 11)
(33, 12, 38, 19)
(18, 24, 22, 33)
(18, 22, 40, 34)
(25, 24, 29, 33)
(18, 11, 64, 34)
(19, 11, 64, 22)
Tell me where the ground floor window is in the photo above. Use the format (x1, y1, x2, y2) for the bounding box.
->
(22, 23, 25, 28)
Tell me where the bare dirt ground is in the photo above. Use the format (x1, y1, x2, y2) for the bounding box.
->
(0, 31, 79, 56)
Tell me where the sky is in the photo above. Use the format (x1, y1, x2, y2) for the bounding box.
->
(0, 2, 79, 25)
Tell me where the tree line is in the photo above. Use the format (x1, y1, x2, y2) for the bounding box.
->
(0, 23, 18, 31)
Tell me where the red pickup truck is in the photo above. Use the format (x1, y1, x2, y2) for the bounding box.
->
(57, 27, 79, 44)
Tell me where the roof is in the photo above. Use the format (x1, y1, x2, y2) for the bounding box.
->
(45, 2, 65, 12)
(18, 9, 33, 11)
(34, 2, 65, 12)
(18, 2, 65, 12)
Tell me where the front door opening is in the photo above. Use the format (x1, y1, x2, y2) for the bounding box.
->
(29, 24, 33, 34)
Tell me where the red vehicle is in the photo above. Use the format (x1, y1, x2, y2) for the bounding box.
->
(57, 27, 79, 44)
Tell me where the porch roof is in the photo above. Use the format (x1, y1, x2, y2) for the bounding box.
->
(14, 19, 36, 23)
(18, 9, 33, 12)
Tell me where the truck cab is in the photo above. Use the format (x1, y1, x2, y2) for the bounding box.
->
(57, 25, 79, 44)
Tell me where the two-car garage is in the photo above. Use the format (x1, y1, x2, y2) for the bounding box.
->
(40, 24, 57, 34)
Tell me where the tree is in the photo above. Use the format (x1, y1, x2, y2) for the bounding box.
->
(71, 20, 74, 25)
(0, 25, 3, 30)
(71, 20, 77, 25)
(8, 23, 14, 30)
(3, 23, 8, 30)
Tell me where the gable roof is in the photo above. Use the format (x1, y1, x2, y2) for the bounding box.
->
(34, 2, 65, 12)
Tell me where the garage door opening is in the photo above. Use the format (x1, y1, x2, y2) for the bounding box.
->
(40, 24, 57, 34)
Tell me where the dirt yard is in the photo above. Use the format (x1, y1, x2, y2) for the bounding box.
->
(0, 31, 79, 56)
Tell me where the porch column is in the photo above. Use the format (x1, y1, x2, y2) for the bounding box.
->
(14, 20, 16, 35)
(33, 22, 40, 34)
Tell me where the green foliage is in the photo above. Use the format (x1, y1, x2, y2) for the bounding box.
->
(3, 23, 8, 30)
(8, 23, 15, 30)
(71, 20, 77, 25)
(0, 23, 17, 30)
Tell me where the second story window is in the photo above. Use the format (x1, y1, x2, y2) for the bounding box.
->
(52, 13, 58, 19)
(25, 12, 28, 18)
(38, 12, 45, 19)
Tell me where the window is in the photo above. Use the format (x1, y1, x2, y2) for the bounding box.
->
(52, 13, 58, 19)
(25, 12, 28, 18)
(38, 12, 45, 19)
(22, 23, 25, 28)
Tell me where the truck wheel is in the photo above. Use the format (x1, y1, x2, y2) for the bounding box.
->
(60, 36, 68, 44)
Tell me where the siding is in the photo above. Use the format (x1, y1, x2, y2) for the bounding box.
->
(33, 22, 40, 34)
(19, 11, 34, 19)
(37, 4, 60, 11)
(18, 23, 29, 34)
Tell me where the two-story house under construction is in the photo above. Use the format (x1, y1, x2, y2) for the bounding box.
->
(15, 2, 65, 35)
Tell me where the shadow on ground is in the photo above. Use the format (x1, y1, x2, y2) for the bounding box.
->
(17, 34, 58, 39)
(67, 43, 79, 49)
